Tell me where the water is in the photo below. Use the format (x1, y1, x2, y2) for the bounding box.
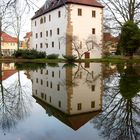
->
(0, 62, 140, 140)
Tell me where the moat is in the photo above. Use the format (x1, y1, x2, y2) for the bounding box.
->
(0, 62, 139, 140)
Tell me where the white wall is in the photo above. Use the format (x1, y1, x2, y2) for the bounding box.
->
(70, 4, 103, 58)
(31, 6, 68, 58)
(32, 63, 68, 113)
(70, 63, 102, 114)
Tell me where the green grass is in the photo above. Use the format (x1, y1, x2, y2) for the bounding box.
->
(0, 56, 140, 64)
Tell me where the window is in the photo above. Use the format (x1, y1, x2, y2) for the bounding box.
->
(49, 96, 51, 102)
(57, 28, 60, 35)
(91, 101, 95, 108)
(46, 43, 48, 48)
(57, 84, 60, 91)
(92, 10, 96, 17)
(40, 18, 43, 24)
(36, 33, 38, 38)
(92, 85, 95, 91)
(50, 30, 52, 36)
(80, 41, 82, 49)
(40, 32, 42, 38)
(41, 79, 43, 85)
(92, 28, 95, 34)
(59, 42, 60, 50)
(78, 8, 82, 16)
(35, 21, 36, 26)
(77, 103, 82, 110)
(41, 93, 44, 98)
(36, 78, 38, 83)
(50, 82, 52, 88)
(45, 94, 47, 100)
(58, 11, 61, 17)
(85, 62, 90, 68)
(40, 43, 43, 48)
(35, 90, 37, 95)
(52, 71, 54, 77)
(44, 16, 46, 22)
(41, 69, 43, 74)
(58, 101, 61, 108)
(80, 72, 82, 79)
(59, 70, 61, 78)
(46, 70, 48, 75)
(46, 31, 48, 37)
(46, 81, 49, 87)
(52, 42, 54, 48)
(49, 15, 51, 21)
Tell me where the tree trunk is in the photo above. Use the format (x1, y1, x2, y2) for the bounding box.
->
(0, 17, 2, 58)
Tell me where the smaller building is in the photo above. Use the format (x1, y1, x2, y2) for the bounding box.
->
(2, 63, 16, 80)
(24, 32, 32, 49)
(20, 41, 27, 50)
(103, 32, 119, 55)
(1, 32, 18, 56)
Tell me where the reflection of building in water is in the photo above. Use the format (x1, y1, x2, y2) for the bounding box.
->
(31, 63, 103, 130)
(2, 63, 16, 80)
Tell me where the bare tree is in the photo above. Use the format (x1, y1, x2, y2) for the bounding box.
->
(60, 63, 102, 89)
(60, 35, 100, 59)
(91, 63, 140, 140)
(99, 0, 140, 33)
(10, 1, 30, 50)
(0, 64, 32, 134)
(0, 0, 41, 57)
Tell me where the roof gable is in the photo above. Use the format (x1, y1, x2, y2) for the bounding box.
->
(1, 32, 18, 43)
(32, 0, 103, 20)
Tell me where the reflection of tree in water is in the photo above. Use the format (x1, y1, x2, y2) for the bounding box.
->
(91, 64, 140, 140)
(0, 64, 32, 134)
(61, 63, 101, 89)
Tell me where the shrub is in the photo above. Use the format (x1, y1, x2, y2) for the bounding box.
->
(13, 49, 23, 58)
(47, 63, 59, 67)
(47, 54, 59, 59)
(13, 49, 46, 59)
(15, 62, 46, 70)
(63, 63, 77, 68)
(62, 55, 77, 62)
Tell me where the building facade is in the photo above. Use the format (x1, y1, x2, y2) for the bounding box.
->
(24, 32, 32, 49)
(103, 32, 119, 55)
(31, 0, 103, 58)
(1, 32, 18, 56)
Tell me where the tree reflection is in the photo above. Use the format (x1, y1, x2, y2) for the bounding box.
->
(0, 63, 31, 134)
(92, 63, 140, 140)
(61, 62, 101, 89)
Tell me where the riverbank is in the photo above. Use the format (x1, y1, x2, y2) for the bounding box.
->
(0, 56, 140, 63)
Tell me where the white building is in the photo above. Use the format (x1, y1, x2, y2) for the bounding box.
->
(31, 0, 104, 59)
(31, 63, 103, 129)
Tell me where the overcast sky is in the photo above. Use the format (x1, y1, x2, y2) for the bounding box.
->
(13, 0, 46, 40)
(24, 0, 46, 38)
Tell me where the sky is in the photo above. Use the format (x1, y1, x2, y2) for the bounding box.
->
(7, 0, 46, 40)
(21, 0, 46, 39)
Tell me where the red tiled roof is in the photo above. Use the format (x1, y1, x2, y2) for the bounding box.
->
(1, 32, 18, 43)
(24, 32, 32, 39)
(32, 0, 103, 20)
(103, 33, 119, 43)
(2, 70, 17, 80)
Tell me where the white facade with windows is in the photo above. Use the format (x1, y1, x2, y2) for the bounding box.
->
(31, 63, 103, 115)
(31, 0, 103, 58)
